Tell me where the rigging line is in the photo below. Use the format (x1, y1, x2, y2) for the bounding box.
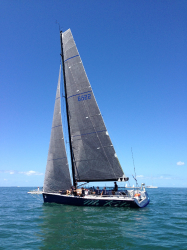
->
(131, 147, 136, 179)
(128, 180, 131, 187)
(55, 20, 61, 32)
(131, 147, 139, 187)
(77, 182, 88, 188)
(31, 193, 43, 201)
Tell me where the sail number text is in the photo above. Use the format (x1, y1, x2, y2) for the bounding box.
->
(78, 94, 91, 101)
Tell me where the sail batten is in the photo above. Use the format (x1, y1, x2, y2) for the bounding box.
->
(64, 55, 79, 62)
(61, 29, 125, 182)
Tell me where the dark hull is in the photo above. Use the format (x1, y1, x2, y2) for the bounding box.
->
(43, 193, 150, 208)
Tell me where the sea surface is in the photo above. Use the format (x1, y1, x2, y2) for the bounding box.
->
(0, 187, 187, 249)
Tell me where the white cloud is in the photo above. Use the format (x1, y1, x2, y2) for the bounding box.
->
(0, 170, 16, 174)
(177, 161, 185, 166)
(158, 175, 172, 180)
(137, 175, 144, 178)
(20, 170, 43, 176)
(0, 170, 43, 176)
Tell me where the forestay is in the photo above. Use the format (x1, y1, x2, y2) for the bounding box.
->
(43, 66, 72, 192)
(61, 29, 125, 182)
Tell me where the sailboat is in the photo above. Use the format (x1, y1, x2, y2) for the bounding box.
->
(42, 29, 150, 208)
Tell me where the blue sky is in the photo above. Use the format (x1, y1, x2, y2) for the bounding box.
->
(0, 0, 186, 187)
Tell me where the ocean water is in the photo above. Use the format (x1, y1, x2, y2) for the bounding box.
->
(0, 187, 187, 249)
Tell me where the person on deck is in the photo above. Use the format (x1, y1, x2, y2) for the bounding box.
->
(59, 190, 66, 195)
(89, 186, 95, 194)
(70, 186, 74, 194)
(80, 187, 85, 197)
(114, 182, 118, 191)
(66, 189, 71, 195)
(112, 182, 118, 195)
(101, 187, 107, 196)
(71, 186, 78, 196)
(95, 187, 100, 195)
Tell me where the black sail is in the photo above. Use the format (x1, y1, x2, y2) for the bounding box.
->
(43, 66, 72, 192)
(61, 29, 125, 182)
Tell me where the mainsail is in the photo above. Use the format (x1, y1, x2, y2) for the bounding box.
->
(43, 66, 72, 192)
(61, 29, 125, 182)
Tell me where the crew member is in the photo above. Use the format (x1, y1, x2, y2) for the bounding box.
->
(112, 182, 118, 195)
(101, 187, 107, 196)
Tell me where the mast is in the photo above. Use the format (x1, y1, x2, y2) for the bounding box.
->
(60, 31, 76, 187)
